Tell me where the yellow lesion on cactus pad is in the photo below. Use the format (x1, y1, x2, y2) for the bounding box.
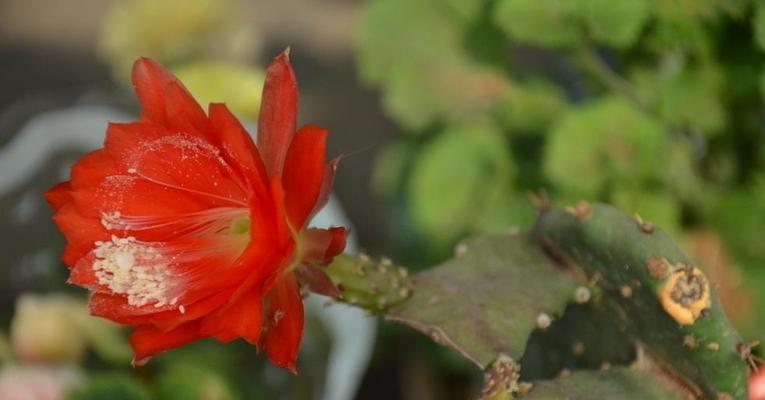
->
(658, 266, 711, 325)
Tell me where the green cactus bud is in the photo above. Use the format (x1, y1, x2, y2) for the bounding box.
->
(324, 254, 413, 314)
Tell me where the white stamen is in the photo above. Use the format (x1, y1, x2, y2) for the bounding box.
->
(115, 251, 135, 270)
(101, 211, 122, 230)
(179, 305, 186, 314)
(92, 236, 175, 307)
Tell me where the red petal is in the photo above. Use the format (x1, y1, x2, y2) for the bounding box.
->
(132, 58, 178, 126)
(199, 285, 265, 345)
(192, 239, 290, 346)
(261, 273, 304, 372)
(257, 50, 298, 176)
(208, 103, 269, 191)
(89, 290, 231, 332)
(44, 182, 72, 211)
(69, 149, 120, 193)
(295, 264, 340, 298)
(51, 204, 108, 267)
(266, 177, 291, 247)
(307, 158, 339, 221)
(301, 227, 346, 264)
(164, 81, 211, 139)
(72, 123, 249, 221)
(67, 253, 102, 290)
(282, 125, 328, 230)
(132, 58, 215, 141)
(105, 121, 247, 206)
(130, 321, 202, 364)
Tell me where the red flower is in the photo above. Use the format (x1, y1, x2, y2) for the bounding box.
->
(44, 50, 346, 371)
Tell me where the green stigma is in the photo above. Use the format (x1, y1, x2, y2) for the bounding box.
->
(230, 217, 251, 235)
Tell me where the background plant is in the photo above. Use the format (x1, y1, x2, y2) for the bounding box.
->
(358, 0, 765, 340)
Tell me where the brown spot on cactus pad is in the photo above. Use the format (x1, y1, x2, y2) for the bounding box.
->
(658, 266, 711, 325)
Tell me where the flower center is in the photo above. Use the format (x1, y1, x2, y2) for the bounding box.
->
(95, 207, 251, 308)
(93, 235, 176, 307)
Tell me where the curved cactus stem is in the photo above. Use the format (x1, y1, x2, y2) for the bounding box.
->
(533, 202, 749, 399)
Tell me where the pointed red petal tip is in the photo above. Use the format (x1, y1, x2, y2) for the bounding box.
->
(131, 57, 177, 124)
(44, 182, 72, 210)
(257, 48, 299, 177)
(282, 125, 329, 230)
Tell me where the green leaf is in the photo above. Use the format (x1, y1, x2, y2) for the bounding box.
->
(470, 187, 536, 235)
(173, 61, 265, 120)
(0, 331, 11, 362)
(643, 18, 711, 57)
(372, 141, 415, 199)
(494, 0, 581, 47)
(357, 0, 464, 84)
(67, 373, 150, 400)
(658, 65, 726, 136)
(440, 0, 489, 22)
(523, 369, 685, 399)
(543, 97, 666, 198)
(357, 0, 507, 130)
(709, 178, 765, 340)
(709, 177, 765, 272)
(98, 0, 254, 81)
(397, 61, 508, 131)
(387, 234, 578, 368)
(495, 0, 649, 48)
(651, 0, 749, 20)
(499, 79, 569, 134)
(610, 187, 681, 236)
(578, 0, 650, 48)
(383, 63, 508, 131)
(156, 364, 236, 400)
(408, 124, 514, 242)
(754, 1, 765, 51)
(660, 139, 706, 206)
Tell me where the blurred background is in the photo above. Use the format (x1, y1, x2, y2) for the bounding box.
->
(0, 0, 763, 399)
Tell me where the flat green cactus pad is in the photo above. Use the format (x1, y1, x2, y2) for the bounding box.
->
(386, 234, 577, 368)
(522, 368, 685, 399)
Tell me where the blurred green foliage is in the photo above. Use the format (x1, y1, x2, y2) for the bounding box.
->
(357, 0, 765, 338)
(68, 373, 151, 400)
(98, 0, 264, 119)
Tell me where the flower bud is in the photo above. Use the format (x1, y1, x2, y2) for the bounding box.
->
(10, 294, 87, 363)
